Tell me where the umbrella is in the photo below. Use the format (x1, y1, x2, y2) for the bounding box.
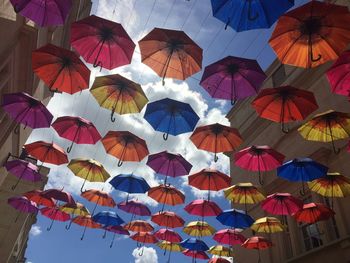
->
(208, 258, 231, 263)
(148, 184, 185, 211)
(52, 116, 101, 153)
(4, 159, 42, 190)
(109, 174, 150, 200)
(40, 206, 70, 231)
(72, 215, 102, 240)
(298, 110, 350, 154)
(326, 50, 350, 97)
(117, 200, 151, 218)
(213, 228, 246, 246)
(90, 74, 148, 122)
(293, 202, 335, 224)
(102, 131, 149, 167)
(68, 158, 110, 192)
(32, 44, 90, 94)
(182, 249, 209, 262)
(269, 1, 350, 68)
(41, 188, 75, 205)
(144, 98, 200, 140)
(208, 245, 233, 257)
(23, 190, 55, 207)
(211, 0, 294, 32)
(157, 241, 183, 263)
(138, 28, 202, 84)
(92, 211, 125, 238)
(181, 238, 209, 251)
(24, 141, 68, 166)
(200, 56, 266, 105)
(8, 196, 38, 222)
(60, 202, 90, 230)
(131, 232, 158, 256)
(189, 169, 231, 201)
(81, 189, 116, 215)
(261, 193, 302, 220)
(251, 217, 284, 233)
(106, 225, 130, 248)
(252, 86, 318, 133)
(183, 221, 216, 237)
(216, 209, 254, 229)
(155, 229, 182, 242)
(224, 183, 265, 212)
(124, 220, 154, 233)
(277, 158, 328, 195)
(235, 145, 285, 185)
(1, 92, 53, 133)
(308, 172, 350, 209)
(184, 199, 222, 218)
(242, 236, 273, 263)
(147, 151, 192, 184)
(190, 123, 243, 162)
(10, 0, 72, 27)
(152, 211, 185, 229)
(71, 15, 135, 70)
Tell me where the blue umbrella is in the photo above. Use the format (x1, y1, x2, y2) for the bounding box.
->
(109, 174, 150, 200)
(144, 98, 200, 140)
(277, 158, 328, 195)
(92, 211, 124, 238)
(211, 0, 294, 32)
(216, 209, 254, 229)
(181, 238, 209, 251)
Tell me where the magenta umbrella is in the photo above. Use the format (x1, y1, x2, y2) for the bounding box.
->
(8, 196, 38, 222)
(185, 199, 222, 218)
(117, 200, 151, 219)
(52, 116, 101, 153)
(147, 151, 192, 184)
(213, 228, 246, 246)
(41, 206, 70, 231)
(200, 56, 266, 105)
(71, 15, 135, 70)
(326, 50, 350, 97)
(106, 225, 130, 248)
(41, 188, 76, 205)
(10, 0, 72, 27)
(155, 228, 182, 243)
(5, 159, 42, 190)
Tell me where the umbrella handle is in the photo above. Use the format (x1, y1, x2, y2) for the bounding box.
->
(258, 170, 264, 185)
(214, 153, 219, 163)
(47, 218, 55, 231)
(281, 122, 289, 134)
(67, 141, 74, 153)
(231, 97, 236, 106)
(225, 18, 231, 30)
(93, 61, 103, 72)
(65, 219, 73, 230)
(300, 182, 306, 196)
(14, 124, 20, 135)
(102, 229, 107, 239)
(310, 53, 322, 63)
(139, 246, 144, 256)
(163, 133, 169, 141)
(117, 159, 123, 167)
(110, 233, 116, 248)
(248, 0, 259, 21)
(111, 110, 116, 122)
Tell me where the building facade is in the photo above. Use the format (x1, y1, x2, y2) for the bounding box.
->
(0, 1, 92, 262)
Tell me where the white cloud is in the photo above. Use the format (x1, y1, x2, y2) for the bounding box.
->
(132, 247, 158, 263)
(29, 226, 42, 237)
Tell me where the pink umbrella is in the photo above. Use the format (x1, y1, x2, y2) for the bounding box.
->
(213, 228, 246, 246)
(185, 199, 222, 218)
(41, 188, 76, 205)
(155, 228, 182, 243)
(117, 200, 151, 218)
(261, 193, 302, 220)
(8, 196, 38, 222)
(52, 116, 101, 153)
(40, 206, 70, 231)
(182, 249, 209, 261)
(326, 50, 350, 97)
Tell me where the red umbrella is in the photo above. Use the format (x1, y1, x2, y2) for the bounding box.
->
(154, 228, 182, 242)
(293, 202, 335, 224)
(182, 249, 209, 261)
(261, 193, 302, 220)
(148, 184, 185, 211)
(40, 206, 70, 231)
(242, 236, 273, 263)
(52, 116, 101, 153)
(151, 211, 185, 228)
(208, 258, 231, 263)
(32, 44, 90, 94)
(24, 141, 68, 166)
(234, 145, 285, 185)
(131, 232, 158, 256)
(71, 15, 135, 70)
(184, 199, 222, 217)
(41, 189, 76, 205)
(124, 220, 154, 233)
(326, 50, 350, 97)
(213, 228, 246, 246)
(23, 190, 55, 207)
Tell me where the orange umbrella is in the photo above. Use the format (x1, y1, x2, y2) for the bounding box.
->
(72, 215, 102, 240)
(269, 1, 350, 68)
(190, 123, 243, 162)
(151, 211, 185, 228)
(131, 232, 158, 256)
(148, 184, 185, 211)
(124, 220, 154, 233)
(101, 130, 149, 167)
(81, 189, 116, 215)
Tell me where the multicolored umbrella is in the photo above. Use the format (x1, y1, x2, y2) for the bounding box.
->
(68, 158, 110, 192)
(182, 249, 209, 262)
(147, 151, 192, 184)
(72, 215, 102, 240)
(293, 202, 335, 224)
(23, 190, 55, 207)
(208, 245, 233, 257)
(152, 211, 185, 229)
(183, 221, 216, 237)
(2, 92, 53, 133)
(41, 188, 76, 205)
(81, 189, 116, 215)
(102, 131, 149, 167)
(92, 211, 124, 238)
(200, 56, 266, 105)
(106, 225, 130, 248)
(24, 141, 68, 166)
(269, 1, 350, 68)
(131, 232, 158, 256)
(117, 200, 151, 217)
(184, 199, 222, 217)
(71, 15, 135, 70)
(208, 258, 231, 263)
(148, 184, 185, 211)
(144, 98, 200, 140)
(261, 193, 302, 217)
(242, 236, 273, 263)
(139, 28, 202, 84)
(10, 0, 72, 27)
(155, 229, 182, 242)
(90, 74, 148, 122)
(32, 44, 90, 94)
(109, 174, 150, 200)
(213, 228, 246, 246)
(181, 238, 209, 251)
(298, 110, 350, 154)
(190, 123, 243, 162)
(52, 116, 101, 153)
(40, 206, 70, 231)
(216, 209, 254, 230)
(211, 0, 294, 32)
(60, 202, 90, 230)
(157, 241, 183, 263)
(326, 50, 350, 97)
(8, 196, 38, 222)
(252, 86, 318, 133)
(124, 220, 154, 232)
(251, 217, 284, 233)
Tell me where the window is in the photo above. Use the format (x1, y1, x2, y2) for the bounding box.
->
(272, 64, 286, 87)
(301, 223, 324, 251)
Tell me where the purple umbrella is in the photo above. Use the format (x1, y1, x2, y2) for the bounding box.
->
(5, 159, 42, 190)
(8, 196, 38, 222)
(118, 200, 151, 218)
(147, 151, 193, 184)
(106, 225, 130, 248)
(200, 56, 266, 105)
(1, 92, 53, 133)
(10, 0, 72, 27)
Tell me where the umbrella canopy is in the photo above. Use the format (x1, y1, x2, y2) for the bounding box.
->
(60, 202, 90, 217)
(68, 158, 110, 192)
(252, 86, 318, 133)
(158, 241, 183, 251)
(242, 236, 273, 250)
(182, 249, 209, 260)
(183, 221, 216, 237)
(251, 217, 284, 233)
(109, 174, 150, 196)
(216, 209, 254, 229)
(32, 44, 90, 94)
(269, 1, 350, 68)
(208, 245, 233, 257)
(92, 211, 124, 227)
(181, 238, 209, 251)
(106, 225, 130, 236)
(190, 123, 243, 162)
(200, 56, 266, 105)
(10, 0, 72, 27)
(184, 199, 222, 217)
(52, 116, 101, 153)
(90, 74, 148, 122)
(130, 232, 158, 244)
(117, 200, 151, 217)
(148, 184, 185, 210)
(23, 190, 55, 207)
(124, 220, 154, 232)
(293, 202, 335, 224)
(81, 189, 116, 207)
(144, 98, 200, 140)
(71, 15, 135, 70)
(41, 206, 70, 230)
(152, 211, 185, 228)
(211, 0, 294, 32)
(8, 196, 38, 221)
(208, 258, 231, 263)
(41, 188, 75, 205)
(72, 215, 103, 240)
(2, 92, 53, 131)
(213, 228, 246, 246)
(138, 28, 202, 83)
(298, 110, 350, 154)
(155, 229, 182, 242)
(24, 141, 68, 166)
(326, 50, 350, 97)
(261, 193, 302, 216)
(102, 131, 149, 167)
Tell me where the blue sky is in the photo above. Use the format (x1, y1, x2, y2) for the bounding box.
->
(25, 1, 306, 262)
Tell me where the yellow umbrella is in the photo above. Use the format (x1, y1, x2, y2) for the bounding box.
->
(60, 202, 90, 230)
(251, 217, 284, 233)
(298, 110, 350, 153)
(68, 158, 110, 192)
(183, 221, 216, 237)
(208, 245, 234, 257)
(157, 241, 183, 263)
